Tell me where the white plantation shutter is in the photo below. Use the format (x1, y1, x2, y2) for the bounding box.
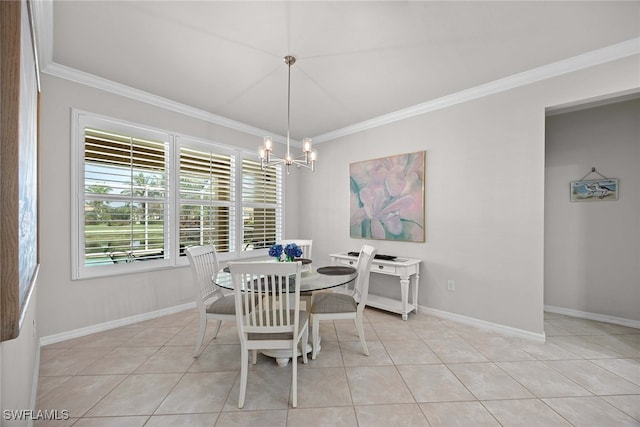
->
(179, 146, 235, 254)
(241, 159, 282, 251)
(83, 127, 168, 266)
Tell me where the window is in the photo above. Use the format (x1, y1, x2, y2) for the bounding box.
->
(241, 158, 282, 251)
(72, 110, 283, 279)
(83, 127, 169, 266)
(178, 145, 235, 254)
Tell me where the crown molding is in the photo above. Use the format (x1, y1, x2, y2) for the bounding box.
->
(312, 37, 640, 143)
(42, 62, 291, 144)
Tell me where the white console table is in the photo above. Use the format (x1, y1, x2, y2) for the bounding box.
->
(329, 253, 421, 320)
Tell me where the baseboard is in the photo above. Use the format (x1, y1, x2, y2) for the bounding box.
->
(40, 302, 196, 346)
(419, 305, 546, 342)
(544, 305, 640, 329)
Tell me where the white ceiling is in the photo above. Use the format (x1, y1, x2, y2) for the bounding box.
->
(45, 1, 640, 141)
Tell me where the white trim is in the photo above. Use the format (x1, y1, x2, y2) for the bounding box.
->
(43, 62, 293, 145)
(313, 37, 640, 143)
(544, 305, 640, 330)
(71, 110, 175, 280)
(39, 303, 195, 346)
(419, 305, 546, 342)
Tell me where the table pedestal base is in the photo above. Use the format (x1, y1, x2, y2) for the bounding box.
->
(260, 340, 312, 367)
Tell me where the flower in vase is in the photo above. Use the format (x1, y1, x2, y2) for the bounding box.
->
(268, 244, 283, 260)
(284, 243, 303, 261)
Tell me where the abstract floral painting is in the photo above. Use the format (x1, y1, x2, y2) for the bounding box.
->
(350, 151, 425, 242)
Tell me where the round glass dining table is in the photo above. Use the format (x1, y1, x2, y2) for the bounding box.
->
(214, 263, 358, 366)
(215, 264, 358, 292)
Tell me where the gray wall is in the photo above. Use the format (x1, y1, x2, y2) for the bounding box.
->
(545, 99, 640, 321)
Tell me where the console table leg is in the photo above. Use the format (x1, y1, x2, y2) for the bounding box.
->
(414, 273, 420, 314)
(400, 276, 410, 321)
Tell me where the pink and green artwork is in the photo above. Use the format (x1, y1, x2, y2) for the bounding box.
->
(350, 151, 425, 242)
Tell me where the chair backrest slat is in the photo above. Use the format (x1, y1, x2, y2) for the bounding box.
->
(352, 245, 377, 305)
(229, 261, 302, 337)
(185, 245, 222, 309)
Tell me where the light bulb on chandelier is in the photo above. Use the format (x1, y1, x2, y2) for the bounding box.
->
(259, 56, 317, 174)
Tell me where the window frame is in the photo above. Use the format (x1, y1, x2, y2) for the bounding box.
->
(71, 109, 284, 280)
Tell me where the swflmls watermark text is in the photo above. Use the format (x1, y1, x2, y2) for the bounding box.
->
(3, 409, 70, 421)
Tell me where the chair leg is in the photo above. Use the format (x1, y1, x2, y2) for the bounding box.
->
(251, 349, 257, 365)
(355, 313, 369, 356)
(193, 313, 207, 358)
(311, 315, 320, 360)
(291, 342, 298, 408)
(211, 319, 222, 339)
(301, 324, 309, 364)
(238, 345, 248, 409)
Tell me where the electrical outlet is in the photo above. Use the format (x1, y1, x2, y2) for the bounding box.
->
(447, 280, 456, 291)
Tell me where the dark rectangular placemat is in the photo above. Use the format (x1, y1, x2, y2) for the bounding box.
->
(317, 266, 356, 275)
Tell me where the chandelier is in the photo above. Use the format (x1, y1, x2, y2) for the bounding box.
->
(259, 55, 317, 173)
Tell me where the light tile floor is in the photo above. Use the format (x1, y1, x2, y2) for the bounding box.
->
(36, 310, 640, 426)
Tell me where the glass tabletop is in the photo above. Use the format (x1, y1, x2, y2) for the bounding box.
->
(215, 266, 357, 293)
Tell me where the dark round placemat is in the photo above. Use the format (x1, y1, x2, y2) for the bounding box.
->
(317, 266, 356, 275)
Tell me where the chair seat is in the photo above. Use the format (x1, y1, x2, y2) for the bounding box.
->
(206, 294, 236, 315)
(311, 293, 357, 314)
(207, 293, 258, 315)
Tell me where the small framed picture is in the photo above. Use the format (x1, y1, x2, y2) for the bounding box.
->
(570, 179, 618, 202)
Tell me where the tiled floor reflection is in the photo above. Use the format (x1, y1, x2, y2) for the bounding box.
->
(36, 309, 640, 426)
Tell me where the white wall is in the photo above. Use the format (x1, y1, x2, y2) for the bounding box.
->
(37, 75, 301, 338)
(299, 56, 640, 335)
(545, 99, 640, 321)
(0, 287, 39, 426)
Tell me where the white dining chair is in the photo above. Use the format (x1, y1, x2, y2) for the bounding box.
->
(281, 239, 312, 259)
(228, 260, 309, 408)
(185, 245, 237, 358)
(310, 244, 377, 360)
